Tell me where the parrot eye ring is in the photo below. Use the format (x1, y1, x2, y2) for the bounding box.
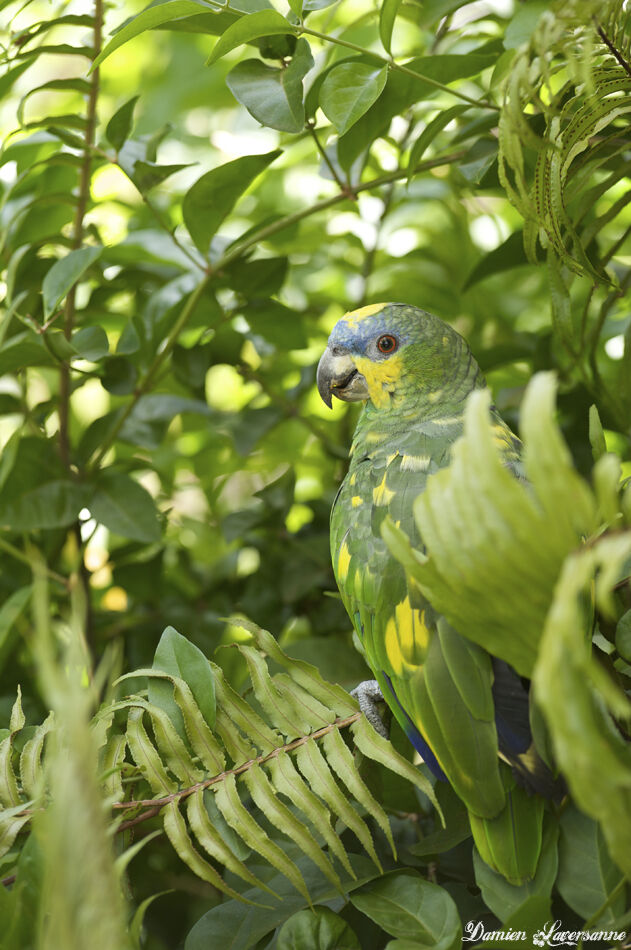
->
(377, 334, 397, 354)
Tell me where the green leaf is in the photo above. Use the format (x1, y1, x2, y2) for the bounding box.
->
(616, 610, 631, 663)
(533, 535, 631, 880)
(0, 480, 91, 530)
(131, 160, 192, 192)
(206, 10, 293, 65)
(336, 52, 496, 170)
(150, 626, 216, 733)
(379, 0, 403, 55)
(93, 1, 208, 70)
(472, 818, 558, 923)
(101, 356, 138, 395)
(226, 39, 313, 132)
(463, 230, 532, 289)
(42, 246, 103, 318)
(350, 871, 461, 948)
(320, 63, 388, 136)
(0, 587, 32, 667)
(0, 809, 31, 860)
(503, 1, 548, 50)
(71, 325, 109, 361)
(238, 620, 358, 718)
(105, 95, 139, 151)
(407, 783, 469, 857)
(182, 150, 281, 254)
(90, 471, 161, 542)
(277, 907, 360, 950)
(128, 698, 201, 784)
(588, 404, 607, 462)
(0, 334, 55, 377)
(408, 105, 468, 176)
(186, 857, 377, 950)
(556, 805, 625, 925)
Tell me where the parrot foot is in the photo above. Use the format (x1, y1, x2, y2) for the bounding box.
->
(351, 680, 389, 739)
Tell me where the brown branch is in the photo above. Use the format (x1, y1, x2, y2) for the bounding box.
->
(595, 21, 631, 79)
(58, 0, 102, 469)
(112, 711, 362, 830)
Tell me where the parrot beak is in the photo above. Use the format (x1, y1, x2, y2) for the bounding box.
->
(317, 345, 369, 408)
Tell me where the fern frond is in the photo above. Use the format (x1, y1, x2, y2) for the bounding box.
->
(104, 623, 440, 904)
(498, 0, 631, 297)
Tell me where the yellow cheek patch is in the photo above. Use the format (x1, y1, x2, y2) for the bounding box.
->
(384, 599, 430, 676)
(354, 353, 403, 409)
(341, 302, 389, 329)
(372, 472, 395, 506)
(337, 541, 351, 581)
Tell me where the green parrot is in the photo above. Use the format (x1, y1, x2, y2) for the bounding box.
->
(317, 302, 560, 884)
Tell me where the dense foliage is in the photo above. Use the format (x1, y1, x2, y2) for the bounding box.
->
(1, 0, 630, 947)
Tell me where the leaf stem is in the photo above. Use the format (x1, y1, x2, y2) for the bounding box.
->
(581, 874, 627, 933)
(298, 25, 499, 111)
(0, 537, 68, 587)
(306, 121, 350, 194)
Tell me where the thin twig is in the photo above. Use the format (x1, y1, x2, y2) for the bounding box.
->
(595, 20, 631, 79)
(307, 121, 350, 195)
(214, 150, 467, 273)
(298, 25, 498, 111)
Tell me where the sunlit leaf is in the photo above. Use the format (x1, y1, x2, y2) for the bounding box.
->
(42, 246, 102, 318)
(227, 39, 313, 132)
(206, 9, 293, 65)
(320, 63, 388, 136)
(182, 150, 281, 253)
(93, 1, 209, 69)
(105, 95, 139, 151)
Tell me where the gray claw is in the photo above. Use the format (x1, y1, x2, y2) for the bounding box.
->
(351, 680, 389, 739)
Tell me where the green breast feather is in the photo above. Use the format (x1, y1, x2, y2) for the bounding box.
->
(319, 303, 552, 885)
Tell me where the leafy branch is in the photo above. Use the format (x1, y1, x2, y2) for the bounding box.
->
(87, 148, 464, 471)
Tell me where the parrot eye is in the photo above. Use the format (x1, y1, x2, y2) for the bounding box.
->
(376, 334, 397, 354)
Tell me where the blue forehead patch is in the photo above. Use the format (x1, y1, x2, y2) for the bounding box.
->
(329, 303, 415, 353)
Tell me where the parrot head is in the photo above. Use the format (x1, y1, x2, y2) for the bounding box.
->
(317, 302, 475, 410)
